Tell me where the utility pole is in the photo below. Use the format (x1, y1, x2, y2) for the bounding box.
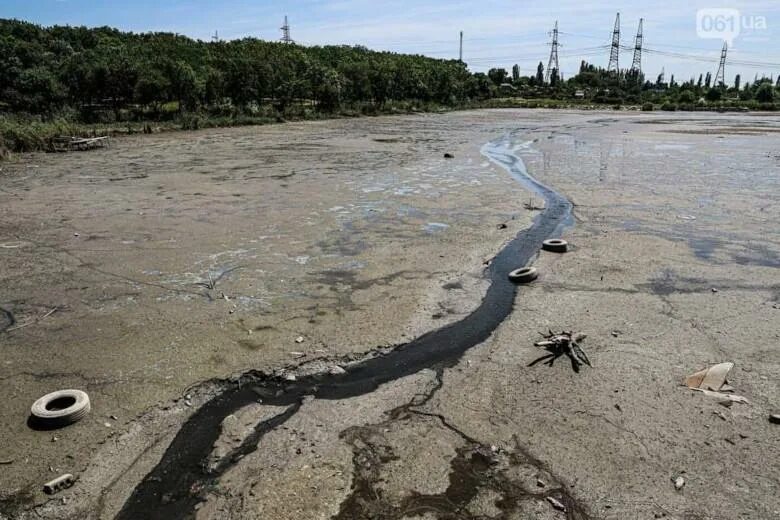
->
(212, 30, 219, 43)
(545, 21, 559, 83)
(631, 18, 643, 74)
(280, 15, 293, 44)
(607, 12, 620, 72)
(714, 42, 727, 87)
(459, 31, 463, 62)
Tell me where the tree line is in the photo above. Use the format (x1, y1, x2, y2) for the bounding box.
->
(0, 18, 486, 122)
(1, 18, 777, 133)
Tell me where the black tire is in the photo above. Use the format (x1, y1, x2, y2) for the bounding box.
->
(31, 390, 90, 428)
(508, 267, 538, 284)
(542, 239, 568, 253)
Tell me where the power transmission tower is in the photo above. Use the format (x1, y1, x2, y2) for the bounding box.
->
(280, 15, 293, 44)
(714, 42, 727, 87)
(607, 12, 620, 72)
(459, 31, 463, 62)
(212, 30, 219, 43)
(631, 18, 643, 73)
(545, 20, 559, 83)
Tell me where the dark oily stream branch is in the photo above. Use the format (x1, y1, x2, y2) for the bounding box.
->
(116, 133, 574, 520)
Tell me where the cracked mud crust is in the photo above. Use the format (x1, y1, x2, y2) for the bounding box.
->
(2, 110, 780, 519)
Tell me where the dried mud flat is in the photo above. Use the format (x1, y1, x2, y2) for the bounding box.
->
(1, 110, 779, 519)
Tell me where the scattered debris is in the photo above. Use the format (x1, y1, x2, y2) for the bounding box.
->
(673, 476, 685, 491)
(693, 388, 749, 407)
(43, 474, 75, 495)
(685, 362, 748, 406)
(30, 389, 90, 428)
(769, 414, 780, 424)
(532, 330, 591, 370)
(7, 307, 58, 332)
(685, 362, 733, 391)
(523, 197, 545, 211)
(51, 135, 109, 152)
(328, 365, 346, 376)
(546, 496, 567, 512)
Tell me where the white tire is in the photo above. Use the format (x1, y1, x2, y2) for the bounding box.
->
(31, 389, 91, 427)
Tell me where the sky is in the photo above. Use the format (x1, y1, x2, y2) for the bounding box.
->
(3, 0, 780, 85)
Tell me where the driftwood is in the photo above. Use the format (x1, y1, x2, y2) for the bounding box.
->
(530, 330, 591, 371)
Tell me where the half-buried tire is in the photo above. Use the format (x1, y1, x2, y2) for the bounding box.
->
(508, 267, 538, 284)
(542, 238, 568, 253)
(31, 389, 91, 428)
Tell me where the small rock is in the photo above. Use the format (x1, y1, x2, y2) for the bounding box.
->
(184, 400, 192, 407)
(497, 223, 508, 230)
(110, 415, 118, 421)
(711, 288, 718, 293)
(283, 373, 297, 382)
(295, 336, 304, 344)
(328, 365, 346, 376)
(673, 476, 685, 491)
(73, 233, 80, 237)
(769, 414, 780, 424)
(611, 330, 620, 337)
(536, 478, 546, 488)
(103, 422, 112, 428)
(444, 153, 454, 159)
(290, 351, 305, 358)
(546, 496, 566, 512)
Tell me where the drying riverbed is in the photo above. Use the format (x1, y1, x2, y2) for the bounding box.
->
(1, 110, 779, 519)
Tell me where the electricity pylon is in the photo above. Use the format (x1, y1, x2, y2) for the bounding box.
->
(631, 18, 643, 74)
(714, 42, 727, 87)
(607, 13, 620, 72)
(545, 21, 559, 83)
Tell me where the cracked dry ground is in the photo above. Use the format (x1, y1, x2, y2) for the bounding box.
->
(2, 110, 780, 520)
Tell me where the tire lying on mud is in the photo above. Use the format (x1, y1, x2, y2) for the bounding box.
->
(508, 267, 538, 284)
(542, 239, 568, 253)
(30, 389, 91, 428)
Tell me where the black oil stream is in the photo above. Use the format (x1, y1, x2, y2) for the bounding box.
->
(116, 133, 573, 519)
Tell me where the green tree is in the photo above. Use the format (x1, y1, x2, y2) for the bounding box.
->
(755, 82, 774, 103)
(535, 62, 544, 85)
